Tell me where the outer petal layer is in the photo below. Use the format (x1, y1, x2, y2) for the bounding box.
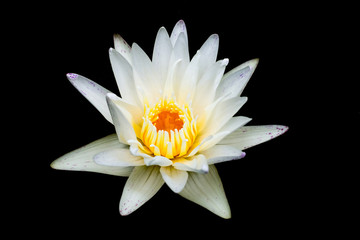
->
(94, 148, 144, 167)
(67, 73, 112, 123)
(119, 166, 164, 216)
(179, 165, 231, 219)
(201, 145, 246, 165)
(218, 125, 289, 150)
(51, 134, 133, 176)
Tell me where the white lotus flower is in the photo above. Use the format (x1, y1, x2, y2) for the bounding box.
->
(51, 20, 288, 219)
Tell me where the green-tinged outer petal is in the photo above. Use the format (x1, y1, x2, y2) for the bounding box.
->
(179, 165, 231, 219)
(51, 134, 133, 176)
(120, 166, 164, 216)
(93, 148, 144, 167)
(66, 73, 113, 123)
(219, 125, 289, 150)
(160, 166, 188, 193)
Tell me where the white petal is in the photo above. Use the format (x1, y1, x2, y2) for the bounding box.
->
(162, 58, 182, 98)
(105, 92, 143, 137)
(94, 148, 144, 167)
(170, 20, 188, 46)
(172, 32, 190, 63)
(184, 135, 213, 158)
(192, 59, 228, 114)
(173, 154, 209, 173)
(109, 48, 141, 107)
(131, 43, 159, 104)
(143, 155, 173, 167)
(106, 93, 137, 144)
(113, 34, 132, 64)
(168, 33, 190, 96)
(198, 34, 219, 77)
(179, 165, 231, 219)
(51, 134, 133, 176)
(152, 27, 172, 88)
(216, 58, 259, 100)
(67, 73, 112, 123)
(198, 116, 252, 152)
(201, 145, 246, 165)
(200, 96, 248, 136)
(160, 166, 188, 193)
(120, 166, 164, 216)
(222, 58, 259, 82)
(177, 51, 200, 104)
(219, 125, 289, 150)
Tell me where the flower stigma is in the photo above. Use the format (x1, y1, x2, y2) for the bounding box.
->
(141, 97, 197, 159)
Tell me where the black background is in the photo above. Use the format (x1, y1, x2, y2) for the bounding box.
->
(10, 1, 357, 238)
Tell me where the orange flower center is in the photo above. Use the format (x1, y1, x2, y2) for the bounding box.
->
(141, 98, 197, 159)
(152, 111, 184, 132)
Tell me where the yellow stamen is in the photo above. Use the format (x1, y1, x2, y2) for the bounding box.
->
(141, 97, 197, 159)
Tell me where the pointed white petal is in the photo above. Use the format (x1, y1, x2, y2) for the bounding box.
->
(173, 154, 209, 173)
(192, 59, 228, 113)
(201, 97, 248, 136)
(199, 116, 252, 152)
(51, 134, 133, 176)
(168, 33, 190, 96)
(152, 27, 172, 88)
(105, 92, 143, 137)
(198, 34, 219, 77)
(109, 48, 141, 107)
(172, 32, 190, 63)
(113, 34, 132, 64)
(94, 148, 144, 167)
(106, 93, 137, 144)
(177, 51, 200, 104)
(67, 73, 112, 123)
(131, 43, 159, 104)
(179, 165, 231, 219)
(170, 19, 188, 46)
(201, 145, 246, 165)
(160, 166, 188, 193)
(162, 58, 182, 98)
(219, 125, 289, 150)
(216, 59, 259, 100)
(120, 166, 164, 216)
(222, 58, 259, 81)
